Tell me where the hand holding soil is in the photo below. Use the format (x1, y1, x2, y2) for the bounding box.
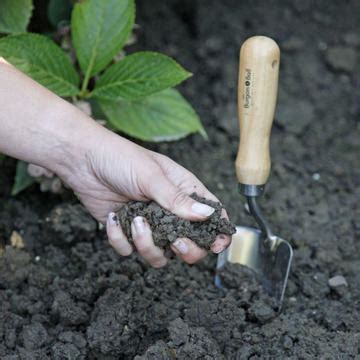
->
(116, 193, 236, 251)
(0, 60, 232, 268)
(64, 133, 233, 267)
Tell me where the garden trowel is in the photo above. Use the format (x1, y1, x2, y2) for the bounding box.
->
(216, 36, 293, 310)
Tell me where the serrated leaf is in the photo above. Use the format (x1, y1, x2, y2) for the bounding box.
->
(71, 0, 134, 78)
(92, 52, 191, 100)
(99, 88, 206, 142)
(0, 33, 80, 96)
(12, 161, 35, 195)
(0, 0, 33, 34)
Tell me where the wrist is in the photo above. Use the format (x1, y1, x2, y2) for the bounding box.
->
(0, 61, 109, 181)
(41, 101, 104, 182)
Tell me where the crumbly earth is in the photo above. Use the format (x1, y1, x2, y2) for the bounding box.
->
(1, 0, 360, 358)
(117, 194, 236, 250)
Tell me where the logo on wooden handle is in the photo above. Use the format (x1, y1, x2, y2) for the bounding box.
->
(244, 68, 252, 109)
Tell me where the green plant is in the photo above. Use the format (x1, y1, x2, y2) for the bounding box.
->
(0, 0, 33, 34)
(0, 0, 205, 195)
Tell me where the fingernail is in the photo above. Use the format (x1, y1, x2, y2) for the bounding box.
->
(108, 212, 119, 226)
(212, 244, 226, 254)
(173, 239, 189, 254)
(191, 202, 215, 217)
(212, 235, 229, 253)
(133, 216, 146, 235)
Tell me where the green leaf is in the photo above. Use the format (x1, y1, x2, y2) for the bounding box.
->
(71, 0, 134, 79)
(0, 33, 80, 96)
(92, 52, 192, 101)
(12, 161, 35, 195)
(0, 0, 33, 34)
(0, 153, 5, 163)
(48, 0, 72, 28)
(99, 88, 206, 142)
(88, 98, 107, 120)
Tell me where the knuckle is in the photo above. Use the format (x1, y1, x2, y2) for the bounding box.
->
(169, 191, 189, 213)
(108, 233, 124, 245)
(140, 167, 162, 193)
(108, 230, 128, 249)
(136, 242, 153, 254)
(108, 236, 133, 257)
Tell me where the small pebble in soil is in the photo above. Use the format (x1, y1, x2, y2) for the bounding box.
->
(117, 193, 236, 250)
(328, 275, 348, 288)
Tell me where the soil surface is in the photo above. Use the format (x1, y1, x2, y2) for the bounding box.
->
(117, 194, 236, 250)
(1, 0, 360, 358)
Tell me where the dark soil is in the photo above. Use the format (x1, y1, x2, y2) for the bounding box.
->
(117, 194, 236, 250)
(1, 0, 360, 358)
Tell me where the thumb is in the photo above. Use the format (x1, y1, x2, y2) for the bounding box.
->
(145, 170, 215, 221)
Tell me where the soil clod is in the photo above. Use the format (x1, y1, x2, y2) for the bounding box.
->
(117, 194, 236, 250)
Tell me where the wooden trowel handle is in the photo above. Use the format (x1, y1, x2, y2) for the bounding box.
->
(235, 36, 280, 186)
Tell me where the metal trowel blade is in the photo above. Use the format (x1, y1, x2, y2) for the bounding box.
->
(215, 226, 293, 309)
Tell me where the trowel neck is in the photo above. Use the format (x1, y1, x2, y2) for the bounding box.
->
(238, 184, 265, 197)
(238, 184, 274, 240)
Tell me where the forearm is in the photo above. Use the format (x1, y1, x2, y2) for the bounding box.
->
(0, 58, 103, 176)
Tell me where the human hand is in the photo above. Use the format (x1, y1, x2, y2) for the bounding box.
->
(59, 128, 231, 267)
(0, 60, 231, 267)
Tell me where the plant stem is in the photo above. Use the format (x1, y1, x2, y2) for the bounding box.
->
(80, 69, 91, 97)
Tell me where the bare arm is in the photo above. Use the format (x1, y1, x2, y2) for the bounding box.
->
(0, 57, 100, 176)
(0, 59, 231, 267)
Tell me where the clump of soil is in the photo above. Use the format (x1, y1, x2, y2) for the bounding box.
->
(117, 193, 236, 250)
